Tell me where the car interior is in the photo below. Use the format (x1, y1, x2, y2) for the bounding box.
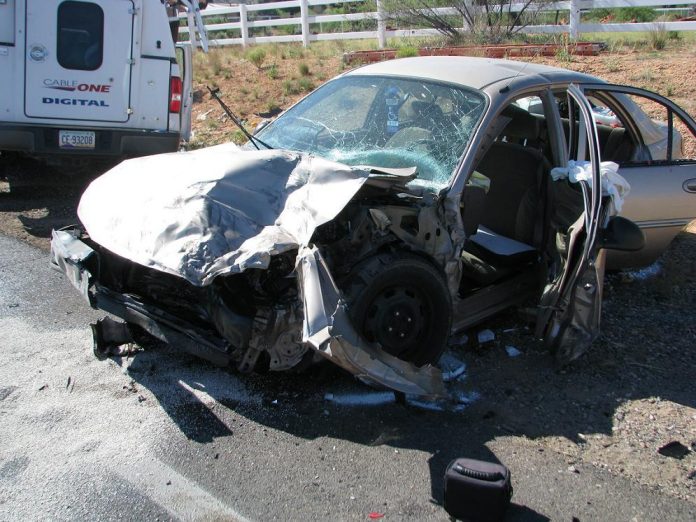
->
(553, 94, 637, 164)
(458, 96, 587, 299)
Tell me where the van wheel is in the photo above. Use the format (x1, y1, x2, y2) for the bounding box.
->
(344, 252, 452, 366)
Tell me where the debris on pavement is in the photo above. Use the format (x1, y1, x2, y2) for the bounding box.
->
(440, 352, 467, 382)
(477, 329, 495, 345)
(505, 346, 522, 358)
(324, 392, 396, 407)
(442, 364, 467, 383)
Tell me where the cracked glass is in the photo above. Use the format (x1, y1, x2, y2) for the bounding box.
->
(253, 76, 487, 191)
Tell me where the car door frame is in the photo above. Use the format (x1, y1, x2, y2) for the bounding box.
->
(535, 83, 609, 364)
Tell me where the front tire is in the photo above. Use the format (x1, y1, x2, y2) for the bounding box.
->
(343, 252, 452, 366)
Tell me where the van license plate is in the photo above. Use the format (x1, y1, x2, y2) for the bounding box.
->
(59, 130, 96, 150)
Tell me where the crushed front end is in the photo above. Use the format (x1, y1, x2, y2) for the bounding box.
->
(50, 145, 447, 398)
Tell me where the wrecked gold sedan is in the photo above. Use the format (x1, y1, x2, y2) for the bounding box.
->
(53, 57, 696, 398)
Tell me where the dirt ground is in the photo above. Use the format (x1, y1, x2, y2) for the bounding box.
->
(1, 43, 695, 506)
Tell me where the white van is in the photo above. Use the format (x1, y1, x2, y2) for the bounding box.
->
(0, 0, 192, 161)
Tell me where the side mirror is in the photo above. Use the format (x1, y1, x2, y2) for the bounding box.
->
(598, 216, 645, 252)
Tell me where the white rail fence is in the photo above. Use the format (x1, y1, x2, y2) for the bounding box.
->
(178, 0, 696, 48)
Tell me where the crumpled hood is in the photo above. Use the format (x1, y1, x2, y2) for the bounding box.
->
(78, 144, 370, 286)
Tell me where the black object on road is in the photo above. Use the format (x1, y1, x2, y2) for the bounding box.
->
(443, 458, 513, 521)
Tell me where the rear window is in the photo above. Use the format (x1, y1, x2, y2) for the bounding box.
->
(57, 1, 104, 71)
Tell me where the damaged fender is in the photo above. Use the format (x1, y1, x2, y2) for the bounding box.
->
(297, 244, 446, 399)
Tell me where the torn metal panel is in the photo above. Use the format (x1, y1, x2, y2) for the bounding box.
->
(49, 229, 95, 304)
(297, 245, 446, 399)
(78, 145, 371, 286)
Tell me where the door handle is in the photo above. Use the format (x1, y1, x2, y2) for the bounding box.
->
(684, 178, 696, 193)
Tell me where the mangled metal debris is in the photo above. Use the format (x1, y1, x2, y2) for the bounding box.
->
(53, 145, 448, 397)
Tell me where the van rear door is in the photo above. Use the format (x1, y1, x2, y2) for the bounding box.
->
(24, 0, 134, 123)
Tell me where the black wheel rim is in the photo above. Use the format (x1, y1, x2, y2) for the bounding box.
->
(362, 285, 430, 358)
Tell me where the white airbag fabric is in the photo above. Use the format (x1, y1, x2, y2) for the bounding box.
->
(550, 160, 630, 213)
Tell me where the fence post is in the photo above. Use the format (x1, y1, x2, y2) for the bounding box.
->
(300, 0, 310, 47)
(376, 0, 387, 49)
(569, 0, 580, 40)
(186, 8, 198, 49)
(239, 3, 249, 48)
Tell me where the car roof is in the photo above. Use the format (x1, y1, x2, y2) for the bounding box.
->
(344, 56, 602, 91)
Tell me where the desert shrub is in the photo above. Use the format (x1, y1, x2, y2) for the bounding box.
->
(604, 57, 621, 73)
(267, 64, 279, 80)
(208, 51, 224, 76)
(396, 46, 418, 58)
(298, 77, 313, 92)
(649, 19, 668, 50)
(231, 130, 247, 144)
(246, 47, 266, 70)
(283, 80, 300, 95)
(298, 62, 311, 76)
(382, 0, 552, 44)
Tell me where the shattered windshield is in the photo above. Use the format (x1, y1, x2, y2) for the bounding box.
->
(253, 75, 487, 191)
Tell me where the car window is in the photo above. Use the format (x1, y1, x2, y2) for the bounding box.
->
(513, 95, 544, 117)
(255, 76, 487, 191)
(555, 91, 696, 164)
(595, 92, 696, 163)
(57, 1, 104, 71)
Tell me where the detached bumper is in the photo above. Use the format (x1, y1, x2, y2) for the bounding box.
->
(49, 229, 236, 367)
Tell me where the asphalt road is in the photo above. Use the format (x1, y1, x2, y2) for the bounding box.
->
(1, 232, 695, 521)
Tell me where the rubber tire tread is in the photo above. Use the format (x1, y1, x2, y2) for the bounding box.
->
(343, 251, 452, 367)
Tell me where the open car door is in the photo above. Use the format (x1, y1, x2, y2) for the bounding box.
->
(577, 83, 696, 269)
(536, 85, 615, 364)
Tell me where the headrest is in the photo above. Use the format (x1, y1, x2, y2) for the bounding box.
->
(500, 104, 541, 140)
(411, 101, 444, 121)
